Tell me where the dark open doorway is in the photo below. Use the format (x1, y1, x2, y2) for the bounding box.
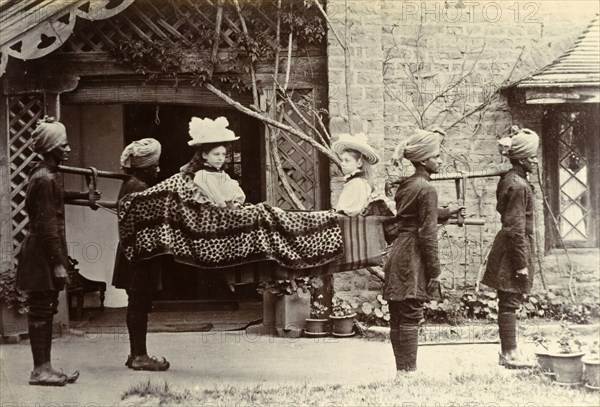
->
(123, 104, 262, 203)
(123, 104, 263, 303)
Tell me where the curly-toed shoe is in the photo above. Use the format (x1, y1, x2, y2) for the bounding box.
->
(28, 370, 68, 386)
(131, 355, 170, 371)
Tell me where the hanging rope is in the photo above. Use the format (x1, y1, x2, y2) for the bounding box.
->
(154, 105, 161, 125)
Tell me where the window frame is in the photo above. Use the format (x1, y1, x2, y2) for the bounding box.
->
(542, 105, 599, 250)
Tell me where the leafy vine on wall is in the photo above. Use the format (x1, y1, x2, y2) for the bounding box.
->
(111, 0, 326, 91)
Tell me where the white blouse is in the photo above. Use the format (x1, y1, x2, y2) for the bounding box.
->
(191, 169, 246, 207)
(335, 173, 372, 216)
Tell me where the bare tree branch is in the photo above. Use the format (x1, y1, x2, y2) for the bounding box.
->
(313, 0, 353, 133)
(275, 82, 327, 146)
(204, 83, 342, 167)
(269, 123, 305, 209)
(233, 0, 259, 106)
(211, 0, 223, 64)
(284, 32, 293, 91)
(312, 0, 346, 48)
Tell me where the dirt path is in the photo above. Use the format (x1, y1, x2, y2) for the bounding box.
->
(1, 331, 510, 406)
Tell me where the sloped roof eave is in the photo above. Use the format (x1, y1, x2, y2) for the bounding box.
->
(507, 14, 600, 90)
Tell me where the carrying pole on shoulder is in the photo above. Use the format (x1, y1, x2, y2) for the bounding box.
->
(58, 165, 129, 210)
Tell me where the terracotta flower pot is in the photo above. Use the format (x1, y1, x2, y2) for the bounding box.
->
(582, 357, 600, 390)
(548, 352, 585, 386)
(330, 313, 356, 337)
(305, 318, 329, 337)
(1, 305, 28, 338)
(535, 351, 555, 378)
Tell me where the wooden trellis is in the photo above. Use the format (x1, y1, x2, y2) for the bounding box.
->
(273, 92, 322, 210)
(7, 94, 44, 255)
(56, 0, 279, 54)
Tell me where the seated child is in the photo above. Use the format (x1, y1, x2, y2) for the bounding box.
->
(332, 133, 380, 216)
(181, 116, 246, 207)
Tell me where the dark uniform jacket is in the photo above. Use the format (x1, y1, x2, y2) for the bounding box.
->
(481, 167, 535, 294)
(17, 162, 69, 292)
(112, 176, 160, 290)
(383, 173, 449, 301)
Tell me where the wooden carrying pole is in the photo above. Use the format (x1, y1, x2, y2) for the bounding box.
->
(391, 169, 508, 227)
(391, 168, 508, 185)
(58, 165, 128, 210)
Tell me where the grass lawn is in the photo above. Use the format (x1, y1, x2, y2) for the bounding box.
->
(122, 368, 600, 406)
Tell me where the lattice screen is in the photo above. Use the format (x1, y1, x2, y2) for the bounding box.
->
(557, 111, 590, 242)
(8, 94, 43, 255)
(57, 0, 278, 53)
(274, 93, 321, 210)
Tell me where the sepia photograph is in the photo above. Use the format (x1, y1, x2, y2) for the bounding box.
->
(0, 0, 599, 405)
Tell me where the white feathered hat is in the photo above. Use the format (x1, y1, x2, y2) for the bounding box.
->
(188, 116, 239, 146)
(332, 133, 380, 164)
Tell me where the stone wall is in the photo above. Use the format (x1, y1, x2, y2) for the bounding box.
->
(326, 0, 599, 303)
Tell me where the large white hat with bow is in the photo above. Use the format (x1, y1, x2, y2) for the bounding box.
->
(188, 116, 239, 146)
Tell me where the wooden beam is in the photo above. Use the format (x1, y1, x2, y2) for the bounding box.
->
(3, 77, 80, 96)
(4, 52, 326, 84)
(525, 88, 600, 104)
(60, 80, 254, 106)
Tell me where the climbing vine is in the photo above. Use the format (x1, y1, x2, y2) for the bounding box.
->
(111, 0, 326, 91)
(111, 0, 338, 210)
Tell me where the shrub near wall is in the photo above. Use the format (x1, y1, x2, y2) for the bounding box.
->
(357, 290, 600, 327)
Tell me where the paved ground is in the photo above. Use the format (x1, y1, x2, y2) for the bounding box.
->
(71, 302, 263, 333)
(1, 331, 509, 406)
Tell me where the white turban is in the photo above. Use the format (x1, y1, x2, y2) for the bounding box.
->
(31, 117, 66, 154)
(120, 138, 162, 169)
(392, 129, 441, 165)
(498, 127, 539, 160)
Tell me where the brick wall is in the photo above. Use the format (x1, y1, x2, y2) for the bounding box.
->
(326, 0, 599, 303)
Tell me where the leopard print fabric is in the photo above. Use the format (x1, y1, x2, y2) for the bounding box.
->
(118, 174, 344, 269)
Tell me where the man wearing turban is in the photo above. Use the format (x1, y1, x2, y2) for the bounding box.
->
(17, 117, 98, 386)
(120, 138, 162, 169)
(385, 129, 465, 374)
(482, 126, 539, 369)
(112, 138, 169, 371)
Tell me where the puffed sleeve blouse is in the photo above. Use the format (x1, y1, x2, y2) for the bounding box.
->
(191, 166, 246, 207)
(335, 171, 372, 216)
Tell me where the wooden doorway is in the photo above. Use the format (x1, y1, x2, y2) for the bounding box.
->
(123, 104, 263, 303)
(123, 104, 262, 203)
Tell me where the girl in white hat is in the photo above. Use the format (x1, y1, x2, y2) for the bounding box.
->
(331, 133, 380, 216)
(182, 117, 246, 207)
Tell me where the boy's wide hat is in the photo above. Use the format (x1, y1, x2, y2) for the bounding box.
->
(188, 116, 239, 146)
(332, 133, 380, 164)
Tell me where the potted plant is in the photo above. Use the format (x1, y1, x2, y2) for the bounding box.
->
(582, 341, 599, 390)
(305, 295, 330, 337)
(0, 263, 28, 339)
(329, 296, 357, 337)
(532, 332, 554, 378)
(547, 322, 585, 386)
(258, 278, 311, 337)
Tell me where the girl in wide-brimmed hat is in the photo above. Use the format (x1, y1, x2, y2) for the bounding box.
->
(181, 116, 246, 207)
(331, 133, 380, 216)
